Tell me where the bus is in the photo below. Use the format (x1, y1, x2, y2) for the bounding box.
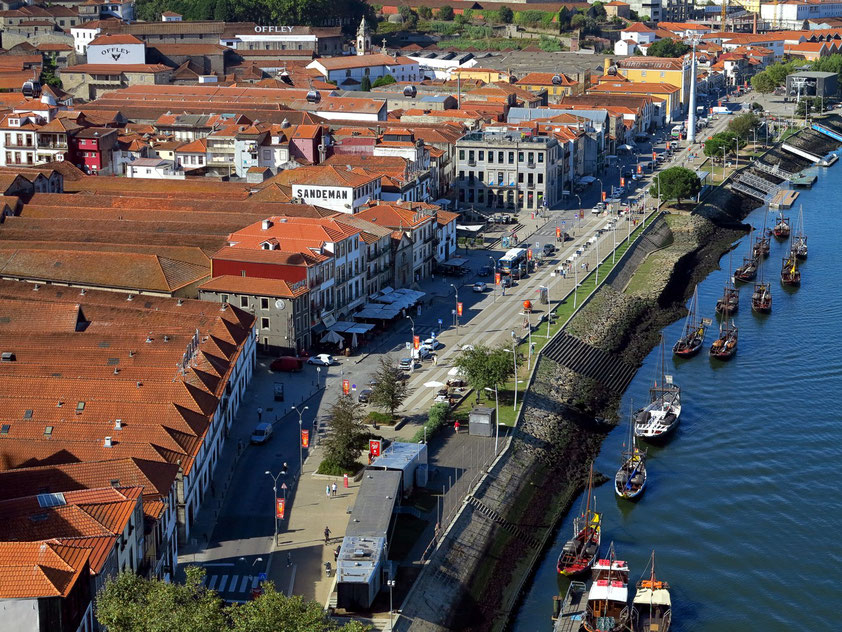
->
(499, 248, 528, 274)
(670, 124, 684, 139)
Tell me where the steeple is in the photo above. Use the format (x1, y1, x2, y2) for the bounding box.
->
(356, 17, 371, 56)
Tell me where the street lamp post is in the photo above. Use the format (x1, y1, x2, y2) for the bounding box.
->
(596, 178, 604, 206)
(406, 314, 415, 347)
(388, 579, 396, 630)
(595, 234, 600, 285)
(688, 35, 700, 144)
(450, 283, 459, 332)
(316, 366, 321, 389)
(508, 330, 518, 412)
(292, 405, 309, 476)
(264, 471, 284, 548)
(612, 223, 617, 264)
(484, 386, 500, 455)
(573, 263, 579, 309)
(734, 138, 740, 169)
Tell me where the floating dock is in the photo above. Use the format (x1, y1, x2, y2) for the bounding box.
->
(770, 190, 799, 210)
(552, 581, 588, 632)
(791, 174, 817, 188)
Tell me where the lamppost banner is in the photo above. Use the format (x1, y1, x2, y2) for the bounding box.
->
(276, 498, 285, 519)
(301, 429, 310, 448)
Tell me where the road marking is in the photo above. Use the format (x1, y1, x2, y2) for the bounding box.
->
(238, 575, 250, 593)
(208, 575, 219, 590)
(252, 575, 260, 588)
(202, 562, 235, 567)
(218, 574, 229, 592)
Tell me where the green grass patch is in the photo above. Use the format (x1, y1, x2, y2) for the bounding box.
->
(365, 411, 396, 426)
(316, 460, 363, 476)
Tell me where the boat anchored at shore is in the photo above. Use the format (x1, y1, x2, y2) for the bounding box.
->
(772, 212, 791, 239)
(557, 465, 601, 577)
(715, 257, 739, 316)
(793, 205, 808, 260)
(710, 319, 738, 360)
(635, 337, 681, 442)
(781, 232, 801, 287)
(583, 543, 631, 632)
(753, 211, 771, 259)
(615, 403, 648, 501)
(631, 552, 672, 632)
(673, 287, 709, 358)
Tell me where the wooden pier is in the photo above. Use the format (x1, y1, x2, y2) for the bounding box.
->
(552, 581, 588, 632)
(770, 190, 799, 210)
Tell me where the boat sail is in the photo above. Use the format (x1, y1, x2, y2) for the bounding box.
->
(557, 465, 601, 576)
(631, 551, 672, 632)
(583, 543, 631, 632)
(615, 402, 648, 500)
(709, 319, 738, 360)
(772, 212, 790, 239)
(673, 287, 709, 358)
(751, 259, 772, 314)
(793, 204, 808, 260)
(635, 337, 681, 442)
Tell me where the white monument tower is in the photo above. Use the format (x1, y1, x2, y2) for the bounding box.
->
(356, 17, 371, 56)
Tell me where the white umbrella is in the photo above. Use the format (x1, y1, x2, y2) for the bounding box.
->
(447, 367, 463, 376)
(320, 330, 344, 344)
(351, 333, 358, 348)
(424, 381, 445, 388)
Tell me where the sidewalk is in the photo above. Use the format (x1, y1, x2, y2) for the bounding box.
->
(267, 442, 361, 606)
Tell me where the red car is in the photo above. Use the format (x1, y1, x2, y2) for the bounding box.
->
(270, 356, 303, 372)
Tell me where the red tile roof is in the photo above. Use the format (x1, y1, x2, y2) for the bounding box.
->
(88, 34, 143, 46)
(0, 541, 90, 598)
(200, 275, 309, 298)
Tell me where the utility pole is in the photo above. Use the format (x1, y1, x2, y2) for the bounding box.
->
(688, 35, 700, 144)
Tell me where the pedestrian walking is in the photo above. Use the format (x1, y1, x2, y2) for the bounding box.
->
(331, 482, 337, 497)
(257, 407, 263, 422)
(287, 552, 292, 567)
(324, 526, 331, 544)
(325, 485, 330, 499)
(454, 420, 460, 434)
(334, 546, 341, 561)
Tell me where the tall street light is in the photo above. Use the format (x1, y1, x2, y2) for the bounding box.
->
(484, 386, 500, 455)
(406, 314, 415, 347)
(450, 283, 459, 332)
(507, 330, 518, 412)
(292, 404, 309, 476)
(264, 470, 284, 548)
(388, 579, 396, 630)
(687, 34, 701, 144)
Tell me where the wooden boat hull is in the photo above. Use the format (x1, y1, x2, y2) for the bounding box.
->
(710, 345, 737, 360)
(734, 270, 757, 283)
(672, 337, 703, 358)
(715, 301, 738, 315)
(780, 275, 801, 287)
(615, 473, 647, 500)
(751, 301, 772, 314)
(557, 528, 600, 576)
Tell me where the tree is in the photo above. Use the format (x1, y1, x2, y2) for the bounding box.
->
(372, 74, 396, 87)
(727, 111, 759, 140)
(369, 357, 408, 419)
(588, 0, 606, 19)
(649, 166, 701, 205)
(703, 130, 741, 158)
(39, 53, 62, 88)
(96, 568, 370, 632)
(499, 5, 513, 22)
(96, 566, 228, 632)
(750, 71, 775, 94)
(570, 12, 586, 29)
(398, 4, 418, 28)
(360, 76, 372, 91)
(322, 394, 367, 471)
(646, 38, 690, 58)
(557, 6, 571, 31)
(418, 5, 432, 18)
(438, 4, 454, 19)
(453, 345, 514, 399)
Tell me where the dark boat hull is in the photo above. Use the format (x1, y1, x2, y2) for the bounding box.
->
(710, 346, 737, 360)
(752, 301, 772, 314)
(673, 336, 703, 358)
(734, 270, 757, 283)
(781, 276, 801, 287)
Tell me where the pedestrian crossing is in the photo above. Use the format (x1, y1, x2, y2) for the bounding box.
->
(203, 573, 261, 594)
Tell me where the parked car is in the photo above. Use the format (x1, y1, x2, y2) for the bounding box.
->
(591, 206, 604, 215)
(501, 277, 512, 288)
(422, 338, 443, 349)
(399, 357, 413, 371)
(415, 347, 433, 361)
(307, 354, 335, 366)
(270, 356, 304, 372)
(250, 422, 273, 445)
(543, 243, 556, 256)
(473, 281, 487, 292)
(478, 265, 492, 276)
(358, 389, 372, 403)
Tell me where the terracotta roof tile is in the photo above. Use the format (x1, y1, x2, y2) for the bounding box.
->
(0, 541, 90, 598)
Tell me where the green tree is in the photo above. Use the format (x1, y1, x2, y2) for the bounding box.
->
(96, 566, 228, 632)
(418, 5, 432, 18)
(589, 0, 607, 19)
(360, 76, 371, 91)
(213, 0, 234, 20)
(39, 52, 62, 88)
(649, 166, 701, 205)
(372, 74, 396, 87)
(750, 71, 775, 94)
(703, 130, 744, 159)
(646, 38, 690, 58)
(438, 4, 454, 20)
(454, 345, 514, 400)
(727, 111, 759, 140)
(766, 60, 795, 86)
(499, 5, 513, 22)
(570, 12, 586, 29)
(369, 356, 409, 419)
(557, 6, 571, 31)
(322, 394, 367, 472)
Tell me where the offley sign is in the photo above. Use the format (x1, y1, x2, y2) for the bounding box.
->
(101, 47, 130, 61)
(254, 26, 295, 33)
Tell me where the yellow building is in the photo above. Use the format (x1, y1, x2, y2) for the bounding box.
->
(514, 72, 588, 99)
(613, 56, 693, 106)
(451, 67, 512, 83)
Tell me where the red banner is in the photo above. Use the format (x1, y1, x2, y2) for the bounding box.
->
(555, 226, 561, 239)
(276, 498, 285, 519)
(527, 248, 533, 261)
(637, 164, 642, 174)
(652, 151, 657, 161)
(495, 272, 501, 285)
(457, 302, 463, 317)
(413, 335, 420, 350)
(666, 141, 671, 151)
(369, 439, 381, 457)
(579, 210, 584, 219)
(620, 177, 625, 188)
(601, 191, 607, 202)
(301, 429, 309, 448)
(342, 379, 350, 395)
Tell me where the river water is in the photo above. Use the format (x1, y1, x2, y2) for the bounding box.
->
(512, 159, 842, 631)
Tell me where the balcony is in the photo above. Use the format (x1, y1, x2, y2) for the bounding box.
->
(467, 160, 476, 167)
(36, 142, 67, 149)
(527, 162, 536, 169)
(5, 141, 34, 148)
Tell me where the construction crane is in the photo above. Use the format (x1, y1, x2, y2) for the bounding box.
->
(721, 0, 727, 32)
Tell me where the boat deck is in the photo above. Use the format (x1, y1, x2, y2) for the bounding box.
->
(770, 190, 799, 210)
(552, 582, 589, 632)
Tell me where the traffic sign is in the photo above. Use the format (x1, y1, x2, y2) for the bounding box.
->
(438, 318, 443, 326)
(281, 483, 287, 490)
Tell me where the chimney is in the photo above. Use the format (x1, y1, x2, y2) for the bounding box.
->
(262, 219, 273, 230)
(604, 57, 611, 75)
(114, 419, 122, 430)
(104, 436, 113, 448)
